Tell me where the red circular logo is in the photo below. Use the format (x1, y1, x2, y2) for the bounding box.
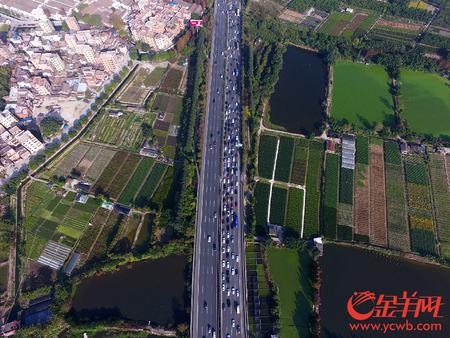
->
(347, 291, 376, 321)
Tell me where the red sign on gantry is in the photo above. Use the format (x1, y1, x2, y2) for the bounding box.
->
(189, 19, 204, 27)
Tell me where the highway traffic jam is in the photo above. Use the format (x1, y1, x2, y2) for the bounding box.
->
(204, 1, 243, 337)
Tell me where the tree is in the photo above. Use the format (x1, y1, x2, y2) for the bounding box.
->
(141, 122, 152, 138)
(40, 116, 64, 138)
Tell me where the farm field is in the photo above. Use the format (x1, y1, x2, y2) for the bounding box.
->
(267, 247, 313, 338)
(274, 137, 294, 183)
(428, 153, 450, 259)
(369, 144, 387, 246)
(353, 162, 369, 240)
(303, 141, 323, 237)
(318, 12, 354, 35)
(285, 188, 304, 238)
(86, 110, 155, 152)
(117, 66, 166, 105)
(331, 61, 393, 128)
(254, 181, 271, 235)
(339, 168, 353, 205)
(159, 67, 184, 94)
(134, 163, 168, 208)
(385, 154, 409, 252)
(24, 181, 102, 262)
(290, 139, 308, 185)
(400, 70, 450, 136)
(404, 155, 438, 256)
(118, 158, 155, 205)
(258, 134, 278, 179)
(269, 185, 287, 226)
(246, 243, 274, 338)
(322, 153, 339, 239)
(51, 142, 91, 178)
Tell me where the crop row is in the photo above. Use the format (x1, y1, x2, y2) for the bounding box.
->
(92, 151, 129, 194)
(108, 154, 142, 199)
(118, 158, 155, 205)
(134, 163, 167, 207)
(285, 188, 304, 238)
(269, 185, 287, 226)
(254, 182, 270, 235)
(258, 134, 277, 179)
(428, 153, 450, 259)
(356, 136, 369, 165)
(274, 137, 294, 183)
(385, 163, 409, 252)
(369, 145, 387, 246)
(407, 183, 432, 212)
(384, 140, 402, 165)
(290, 143, 308, 185)
(339, 168, 354, 204)
(404, 157, 428, 186)
(322, 153, 339, 239)
(410, 228, 438, 256)
(303, 141, 323, 237)
(354, 163, 369, 237)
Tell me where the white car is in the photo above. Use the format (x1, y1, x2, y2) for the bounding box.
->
(207, 235, 211, 243)
(236, 255, 240, 262)
(227, 288, 230, 296)
(231, 319, 236, 328)
(231, 253, 235, 260)
(236, 289, 240, 297)
(231, 287, 235, 295)
(231, 268, 235, 275)
(226, 261, 230, 268)
(222, 260, 225, 268)
(222, 284, 225, 292)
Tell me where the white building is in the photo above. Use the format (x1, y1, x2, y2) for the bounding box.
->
(39, 19, 55, 34)
(0, 114, 19, 129)
(15, 130, 44, 154)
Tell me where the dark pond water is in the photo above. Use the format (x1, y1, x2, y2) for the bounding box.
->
(268, 46, 327, 135)
(320, 244, 450, 337)
(71, 255, 188, 326)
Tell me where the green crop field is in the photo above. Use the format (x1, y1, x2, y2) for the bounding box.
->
(258, 134, 278, 179)
(107, 154, 142, 199)
(118, 158, 155, 205)
(267, 247, 313, 338)
(254, 182, 270, 234)
(274, 137, 294, 182)
(384, 140, 402, 165)
(134, 163, 167, 207)
(356, 136, 369, 165)
(428, 154, 450, 259)
(290, 141, 308, 185)
(385, 163, 409, 251)
(24, 181, 101, 260)
(285, 188, 304, 237)
(400, 70, 450, 136)
(304, 141, 323, 237)
(86, 110, 155, 152)
(318, 12, 354, 35)
(92, 151, 128, 195)
(322, 153, 339, 239)
(331, 61, 393, 128)
(339, 168, 354, 204)
(270, 185, 287, 226)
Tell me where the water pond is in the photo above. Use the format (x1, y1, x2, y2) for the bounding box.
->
(268, 46, 327, 135)
(320, 244, 450, 337)
(71, 255, 188, 327)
